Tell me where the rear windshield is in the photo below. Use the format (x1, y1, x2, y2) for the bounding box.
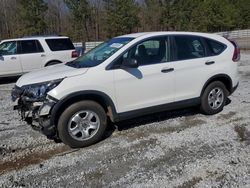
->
(45, 38, 75, 51)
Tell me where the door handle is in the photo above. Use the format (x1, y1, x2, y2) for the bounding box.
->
(205, 61, 215, 65)
(41, 54, 46, 57)
(161, 68, 174, 73)
(10, 57, 16, 60)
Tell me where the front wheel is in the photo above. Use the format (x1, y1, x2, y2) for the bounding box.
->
(200, 81, 227, 115)
(57, 101, 107, 148)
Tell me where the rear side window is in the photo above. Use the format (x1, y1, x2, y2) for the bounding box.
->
(19, 40, 44, 54)
(174, 35, 205, 61)
(205, 39, 226, 55)
(45, 38, 75, 51)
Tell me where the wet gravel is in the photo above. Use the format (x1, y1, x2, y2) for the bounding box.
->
(0, 54, 250, 188)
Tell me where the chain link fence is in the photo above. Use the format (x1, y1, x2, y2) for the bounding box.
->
(73, 41, 103, 55)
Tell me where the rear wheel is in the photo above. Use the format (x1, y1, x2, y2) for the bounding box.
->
(200, 81, 227, 115)
(57, 101, 107, 148)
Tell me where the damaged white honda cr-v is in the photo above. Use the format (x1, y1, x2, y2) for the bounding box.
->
(11, 32, 239, 148)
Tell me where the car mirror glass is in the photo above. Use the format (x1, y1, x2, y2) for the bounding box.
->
(122, 58, 138, 68)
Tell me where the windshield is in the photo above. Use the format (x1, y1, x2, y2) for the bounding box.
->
(66, 37, 134, 68)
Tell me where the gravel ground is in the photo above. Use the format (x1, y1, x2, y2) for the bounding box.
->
(0, 54, 250, 188)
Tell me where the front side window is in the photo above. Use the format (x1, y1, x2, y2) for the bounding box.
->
(133, 38, 168, 65)
(20, 40, 44, 54)
(0, 41, 17, 56)
(174, 35, 205, 61)
(66, 37, 134, 68)
(115, 37, 168, 67)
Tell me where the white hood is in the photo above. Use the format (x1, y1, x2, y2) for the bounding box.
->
(16, 64, 88, 87)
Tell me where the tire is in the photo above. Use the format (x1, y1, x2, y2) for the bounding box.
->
(57, 101, 107, 148)
(45, 61, 61, 66)
(200, 81, 227, 115)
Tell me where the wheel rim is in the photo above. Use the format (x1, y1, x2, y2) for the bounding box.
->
(208, 87, 224, 110)
(68, 110, 100, 141)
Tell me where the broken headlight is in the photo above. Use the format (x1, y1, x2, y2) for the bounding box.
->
(22, 79, 63, 100)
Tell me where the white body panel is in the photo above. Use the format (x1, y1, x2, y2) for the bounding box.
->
(0, 54, 22, 76)
(114, 63, 174, 112)
(19, 52, 46, 72)
(15, 32, 239, 114)
(172, 54, 234, 101)
(48, 67, 117, 109)
(16, 64, 87, 86)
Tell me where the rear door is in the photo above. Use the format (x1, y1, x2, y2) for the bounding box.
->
(171, 35, 218, 101)
(19, 40, 46, 72)
(0, 41, 22, 76)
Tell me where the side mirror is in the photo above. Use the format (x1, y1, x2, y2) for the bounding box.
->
(122, 58, 139, 68)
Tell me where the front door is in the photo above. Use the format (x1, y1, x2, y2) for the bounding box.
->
(0, 41, 22, 76)
(113, 36, 175, 113)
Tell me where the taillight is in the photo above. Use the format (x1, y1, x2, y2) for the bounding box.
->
(71, 50, 79, 58)
(233, 47, 240, 62)
(229, 39, 240, 62)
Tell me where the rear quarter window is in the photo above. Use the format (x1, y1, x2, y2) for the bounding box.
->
(45, 38, 75, 51)
(205, 39, 226, 56)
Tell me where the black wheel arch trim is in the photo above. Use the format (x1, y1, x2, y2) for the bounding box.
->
(45, 60, 63, 66)
(200, 74, 233, 96)
(49, 90, 119, 127)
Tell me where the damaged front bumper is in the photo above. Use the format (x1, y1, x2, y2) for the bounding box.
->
(11, 85, 58, 138)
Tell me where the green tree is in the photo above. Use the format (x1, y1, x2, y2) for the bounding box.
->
(161, 0, 238, 32)
(201, 0, 237, 32)
(144, 0, 164, 31)
(188, 0, 210, 32)
(17, 0, 48, 36)
(236, 0, 250, 29)
(105, 0, 140, 38)
(65, 0, 91, 41)
(166, 0, 198, 31)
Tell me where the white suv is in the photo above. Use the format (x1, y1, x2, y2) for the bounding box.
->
(0, 36, 78, 77)
(11, 32, 239, 148)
